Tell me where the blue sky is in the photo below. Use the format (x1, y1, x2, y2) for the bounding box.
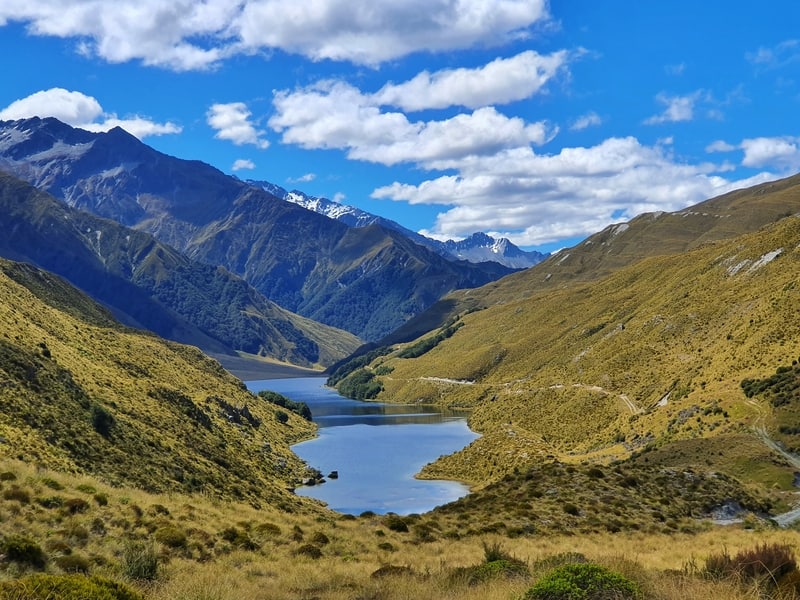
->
(1, 1, 799, 253)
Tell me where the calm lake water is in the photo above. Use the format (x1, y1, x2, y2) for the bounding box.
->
(246, 377, 478, 515)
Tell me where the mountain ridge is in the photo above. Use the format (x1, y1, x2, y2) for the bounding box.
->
(250, 179, 547, 269)
(0, 117, 516, 340)
(0, 171, 360, 366)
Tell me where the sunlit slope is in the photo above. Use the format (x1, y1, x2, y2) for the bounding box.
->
(388, 173, 800, 344)
(0, 258, 314, 506)
(343, 215, 800, 484)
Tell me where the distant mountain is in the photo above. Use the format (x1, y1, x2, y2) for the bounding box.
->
(0, 171, 360, 367)
(250, 180, 547, 269)
(0, 117, 515, 340)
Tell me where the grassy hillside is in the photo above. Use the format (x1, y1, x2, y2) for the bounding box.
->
(0, 258, 316, 505)
(334, 214, 800, 491)
(387, 172, 800, 345)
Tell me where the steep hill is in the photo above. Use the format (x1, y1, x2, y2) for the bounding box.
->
(0, 257, 315, 505)
(0, 171, 359, 367)
(389, 173, 800, 343)
(0, 117, 514, 340)
(333, 213, 800, 489)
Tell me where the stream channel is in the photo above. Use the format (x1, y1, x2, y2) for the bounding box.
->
(246, 377, 479, 515)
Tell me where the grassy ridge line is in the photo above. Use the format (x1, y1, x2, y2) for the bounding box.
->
(342, 216, 800, 486)
(0, 258, 315, 505)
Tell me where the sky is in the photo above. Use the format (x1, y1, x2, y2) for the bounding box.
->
(1, 1, 799, 254)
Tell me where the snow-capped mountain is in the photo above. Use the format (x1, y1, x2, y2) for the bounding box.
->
(248, 181, 548, 269)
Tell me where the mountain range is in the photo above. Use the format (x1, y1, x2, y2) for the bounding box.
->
(250, 180, 547, 269)
(0, 171, 360, 367)
(0, 117, 516, 342)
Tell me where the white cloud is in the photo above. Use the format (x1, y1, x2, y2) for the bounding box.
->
(569, 111, 602, 131)
(232, 158, 256, 171)
(0, 88, 181, 138)
(269, 80, 555, 167)
(371, 137, 765, 246)
(644, 91, 705, 125)
(665, 62, 686, 76)
(705, 136, 800, 172)
(207, 102, 269, 149)
(0, 0, 550, 70)
(236, 0, 549, 66)
(740, 136, 800, 170)
(373, 50, 569, 111)
(706, 140, 737, 153)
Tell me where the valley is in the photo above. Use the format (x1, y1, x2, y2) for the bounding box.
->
(2, 128, 800, 599)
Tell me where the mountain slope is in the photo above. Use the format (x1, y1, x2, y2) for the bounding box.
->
(0, 171, 360, 366)
(0, 117, 515, 340)
(389, 173, 800, 344)
(333, 211, 800, 488)
(0, 257, 314, 504)
(252, 180, 547, 269)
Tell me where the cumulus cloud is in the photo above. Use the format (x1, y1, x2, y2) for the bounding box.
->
(0, 88, 181, 138)
(644, 91, 707, 125)
(373, 50, 569, 111)
(207, 102, 269, 149)
(0, 0, 549, 70)
(232, 158, 256, 171)
(740, 136, 800, 170)
(269, 80, 555, 167)
(371, 137, 766, 246)
(705, 136, 800, 172)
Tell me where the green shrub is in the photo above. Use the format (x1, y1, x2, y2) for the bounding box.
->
(94, 492, 109, 506)
(294, 544, 322, 559)
(154, 526, 187, 549)
(384, 515, 409, 533)
(54, 553, 91, 574)
(76, 484, 97, 494)
(36, 495, 64, 509)
(41, 477, 64, 490)
(310, 531, 330, 545)
(0, 574, 142, 600)
(275, 410, 289, 424)
(0, 471, 17, 481)
(1, 535, 47, 569)
(525, 563, 640, 600)
(121, 540, 158, 581)
(64, 497, 90, 514)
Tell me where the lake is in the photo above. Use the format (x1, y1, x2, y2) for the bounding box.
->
(246, 377, 478, 515)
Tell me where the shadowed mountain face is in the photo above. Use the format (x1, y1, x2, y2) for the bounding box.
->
(0, 117, 515, 340)
(0, 171, 360, 367)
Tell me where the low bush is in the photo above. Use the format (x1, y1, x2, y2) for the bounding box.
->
(705, 542, 796, 584)
(1, 535, 47, 569)
(0, 574, 142, 600)
(294, 544, 322, 559)
(525, 563, 640, 599)
(154, 526, 187, 549)
(54, 553, 91, 574)
(121, 540, 158, 581)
